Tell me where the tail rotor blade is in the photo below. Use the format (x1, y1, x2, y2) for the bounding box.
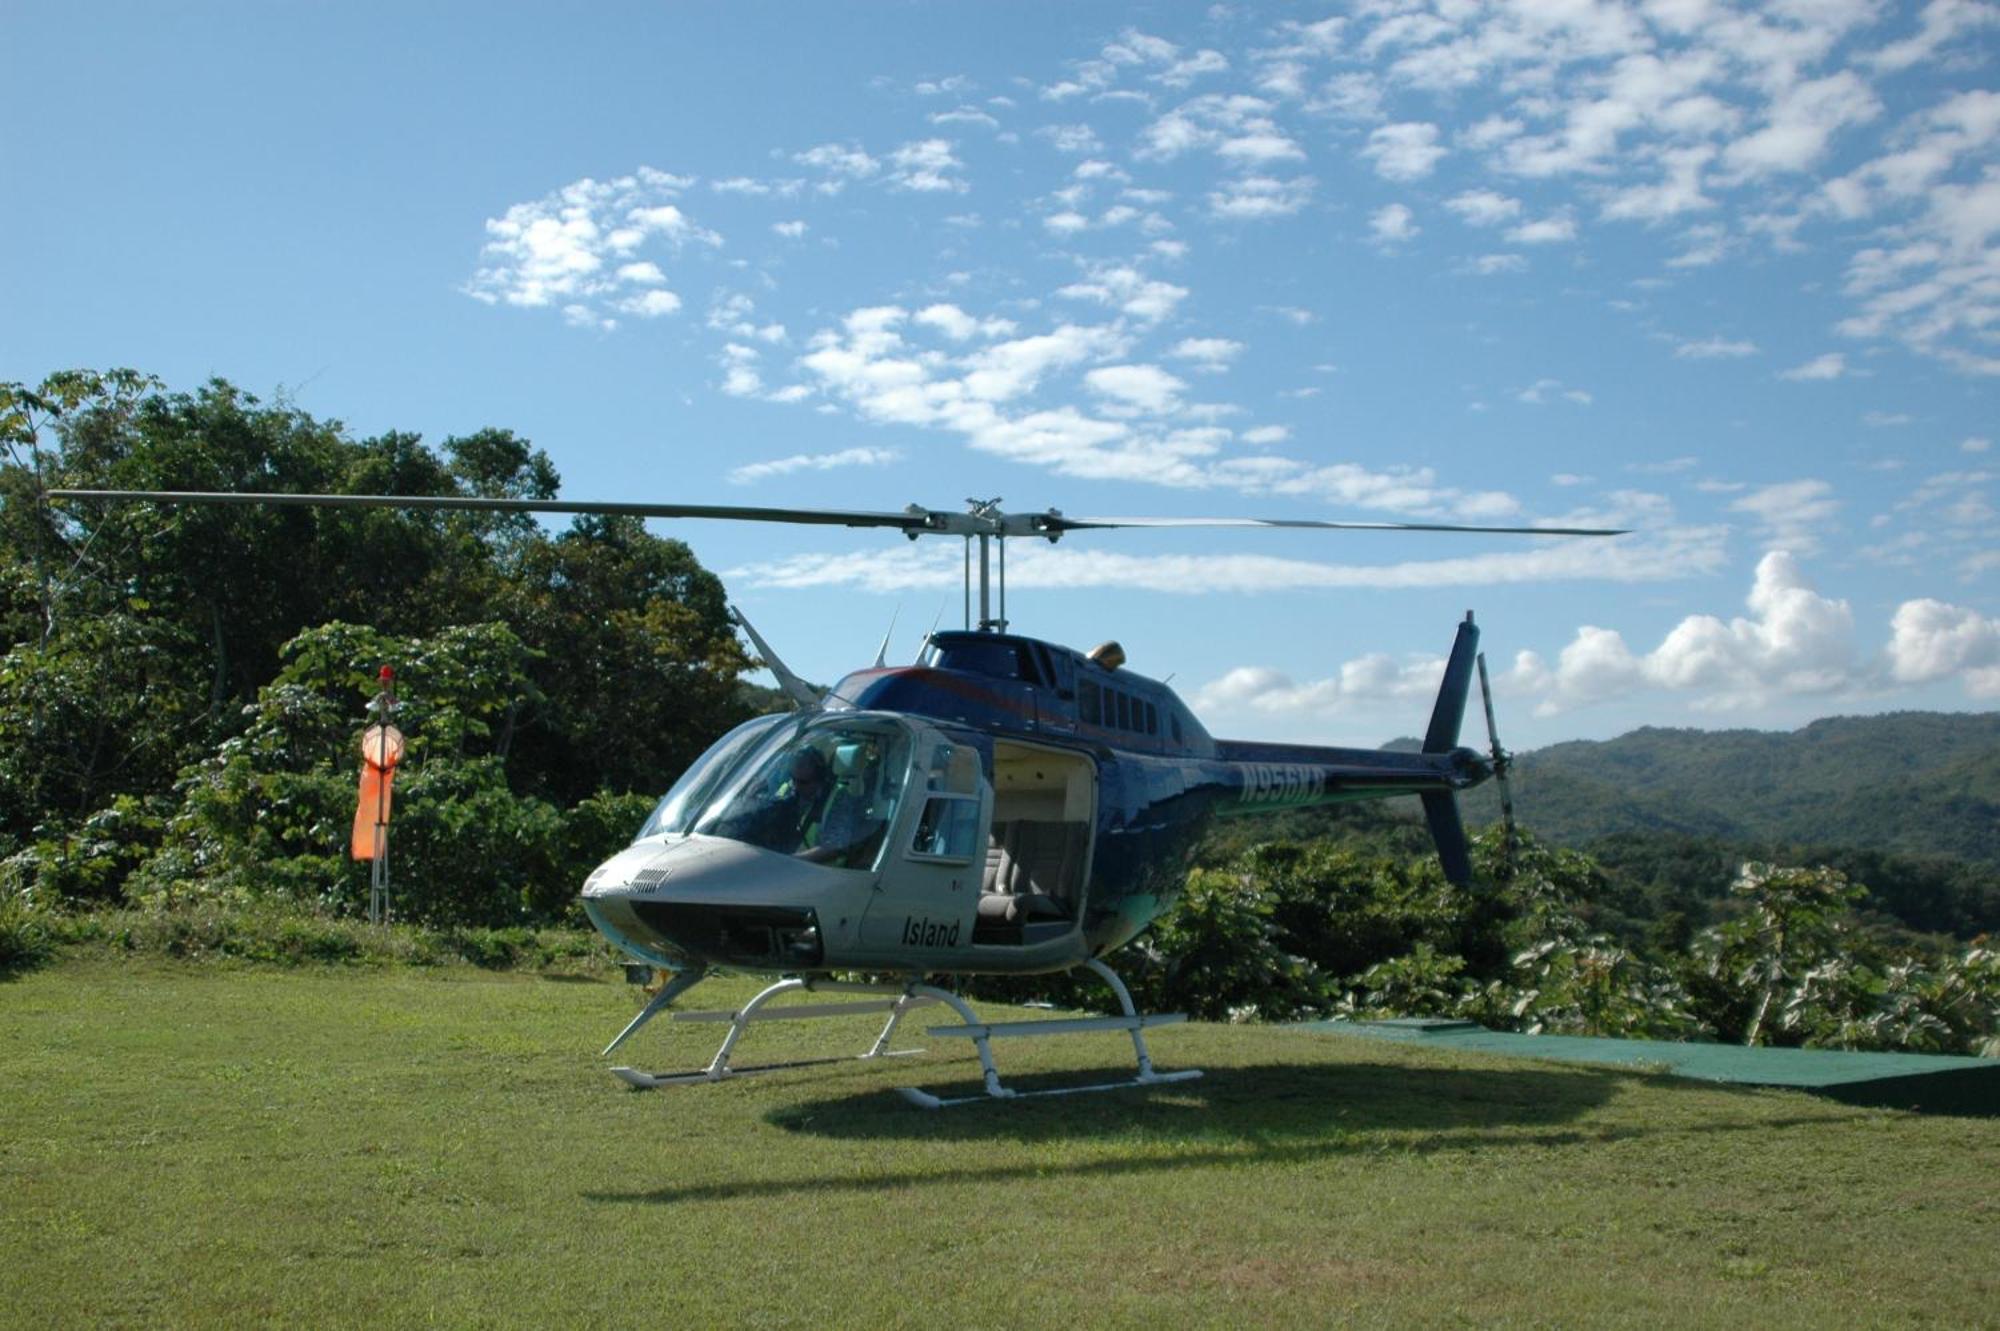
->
(1475, 652, 1516, 845)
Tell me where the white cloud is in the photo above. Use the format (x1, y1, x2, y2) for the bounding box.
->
(1518, 552, 1862, 714)
(958, 324, 1126, 402)
(708, 291, 785, 343)
(888, 138, 968, 192)
(1167, 337, 1245, 372)
(1674, 335, 1760, 359)
(1599, 146, 1717, 222)
(619, 289, 683, 319)
(1868, 0, 2000, 74)
(1517, 378, 1592, 405)
(464, 170, 715, 318)
(731, 525, 1726, 596)
(1730, 479, 1839, 553)
(1887, 598, 2000, 696)
(1370, 203, 1420, 245)
(913, 303, 1014, 342)
(1363, 122, 1447, 181)
(1506, 211, 1578, 244)
(1084, 363, 1187, 415)
(932, 106, 1000, 130)
(718, 343, 764, 398)
(1040, 124, 1103, 154)
(771, 220, 808, 239)
(1720, 71, 1881, 180)
(1206, 175, 1315, 219)
(727, 447, 901, 484)
(794, 142, 880, 183)
(1964, 436, 1994, 454)
(1445, 190, 1522, 226)
(1056, 265, 1189, 323)
(1780, 352, 1848, 381)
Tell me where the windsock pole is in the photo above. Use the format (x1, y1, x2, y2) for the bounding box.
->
(353, 666, 402, 925)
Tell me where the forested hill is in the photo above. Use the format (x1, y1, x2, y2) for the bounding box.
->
(1460, 711, 2000, 868)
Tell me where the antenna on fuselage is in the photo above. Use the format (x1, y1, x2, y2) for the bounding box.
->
(872, 604, 901, 670)
(730, 605, 822, 711)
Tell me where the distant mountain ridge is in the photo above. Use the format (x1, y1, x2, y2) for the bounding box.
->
(1459, 711, 2000, 868)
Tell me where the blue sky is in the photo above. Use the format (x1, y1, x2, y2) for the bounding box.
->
(5, 1, 1998, 749)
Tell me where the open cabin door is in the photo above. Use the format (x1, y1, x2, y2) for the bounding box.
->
(974, 741, 1097, 947)
(858, 734, 992, 955)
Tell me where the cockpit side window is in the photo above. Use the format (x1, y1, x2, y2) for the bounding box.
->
(909, 740, 985, 861)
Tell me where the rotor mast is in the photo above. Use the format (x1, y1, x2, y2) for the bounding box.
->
(914, 497, 1062, 634)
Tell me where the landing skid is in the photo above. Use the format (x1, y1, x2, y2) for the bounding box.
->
(606, 959, 1201, 1108)
(898, 958, 1201, 1109)
(610, 978, 935, 1088)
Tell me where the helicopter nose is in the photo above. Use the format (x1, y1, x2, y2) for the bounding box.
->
(578, 835, 832, 970)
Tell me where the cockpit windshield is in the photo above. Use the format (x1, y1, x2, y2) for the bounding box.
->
(654, 715, 917, 871)
(636, 713, 790, 841)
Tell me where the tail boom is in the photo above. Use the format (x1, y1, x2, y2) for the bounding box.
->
(1207, 612, 1492, 884)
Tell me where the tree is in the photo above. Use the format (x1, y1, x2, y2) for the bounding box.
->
(1697, 862, 1865, 1046)
(501, 514, 753, 805)
(2, 371, 754, 914)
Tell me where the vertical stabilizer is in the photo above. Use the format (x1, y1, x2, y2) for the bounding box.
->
(1421, 792, 1473, 886)
(1421, 612, 1481, 886)
(1423, 612, 1480, 754)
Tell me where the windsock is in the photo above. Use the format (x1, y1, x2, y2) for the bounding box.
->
(350, 669, 404, 861)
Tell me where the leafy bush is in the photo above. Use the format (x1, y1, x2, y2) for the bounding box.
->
(23, 899, 620, 972)
(125, 622, 660, 927)
(0, 889, 55, 975)
(1126, 866, 1331, 1021)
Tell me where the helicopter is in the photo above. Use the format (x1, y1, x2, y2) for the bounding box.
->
(51, 488, 1621, 1106)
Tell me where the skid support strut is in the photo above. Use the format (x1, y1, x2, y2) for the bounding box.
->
(896, 958, 1203, 1109)
(609, 977, 935, 1089)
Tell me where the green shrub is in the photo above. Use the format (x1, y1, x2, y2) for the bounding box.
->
(0, 890, 54, 975)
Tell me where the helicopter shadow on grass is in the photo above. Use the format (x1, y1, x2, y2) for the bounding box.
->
(769, 1055, 1618, 1145)
(585, 1056, 1655, 1208)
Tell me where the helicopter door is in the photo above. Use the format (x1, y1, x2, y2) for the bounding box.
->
(858, 737, 991, 956)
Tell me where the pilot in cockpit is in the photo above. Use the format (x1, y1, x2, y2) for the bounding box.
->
(718, 744, 879, 868)
(799, 741, 889, 868)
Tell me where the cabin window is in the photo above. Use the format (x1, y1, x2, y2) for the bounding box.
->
(1145, 701, 1158, 736)
(1171, 712, 1183, 743)
(910, 795, 982, 862)
(1115, 692, 1131, 730)
(932, 639, 1037, 682)
(1033, 643, 1060, 689)
(1079, 679, 1101, 725)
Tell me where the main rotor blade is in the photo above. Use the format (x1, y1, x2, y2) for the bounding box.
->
(48, 490, 1628, 538)
(47, 489, 933, 531)
(1045, 515, 1627, 537)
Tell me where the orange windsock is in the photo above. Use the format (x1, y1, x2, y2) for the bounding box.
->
(350, 723, 405, 861)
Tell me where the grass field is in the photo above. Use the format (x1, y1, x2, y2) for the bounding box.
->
(3, 959, 1995, 1328)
